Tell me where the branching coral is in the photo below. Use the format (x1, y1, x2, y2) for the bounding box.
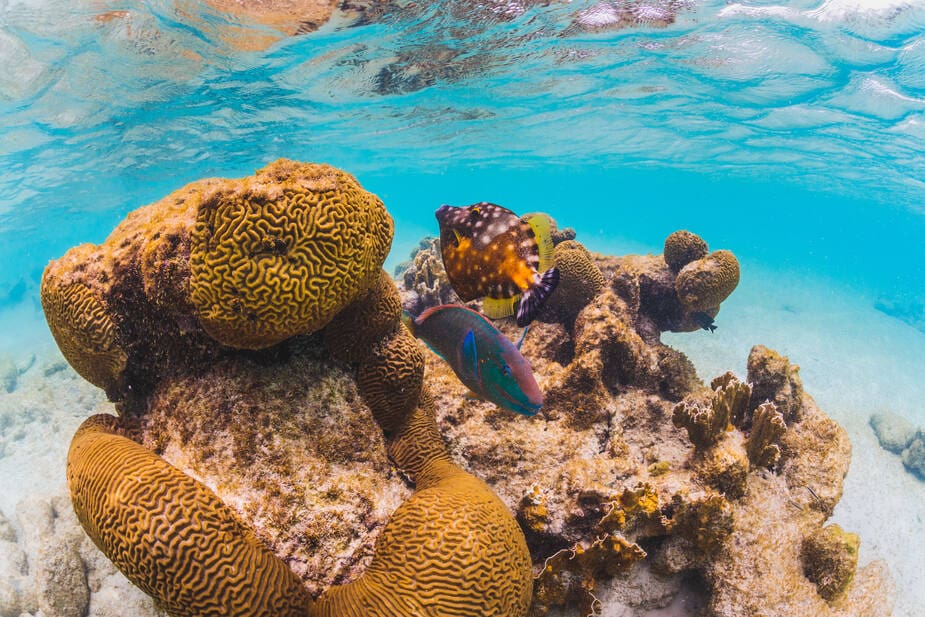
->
(746, 401, 786, 469)
(672, 373, 750, 449)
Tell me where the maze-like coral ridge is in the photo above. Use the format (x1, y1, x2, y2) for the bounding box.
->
(189, 160, 393, 349)
(40, 272, 126, 391)
(316, 465, 533, 617)
(66, 415, 313, 617)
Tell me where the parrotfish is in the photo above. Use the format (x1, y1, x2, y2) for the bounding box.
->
(436, 202, 559, 327)
(402, 304, 543, 416)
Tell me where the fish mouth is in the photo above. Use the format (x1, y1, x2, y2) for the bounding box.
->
(434, 204, 455, 222)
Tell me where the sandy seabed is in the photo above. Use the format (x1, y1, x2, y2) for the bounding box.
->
(0, 252, 923, 617)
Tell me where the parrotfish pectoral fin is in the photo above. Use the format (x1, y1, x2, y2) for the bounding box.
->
(516, 325, 530, 350)
(516, 267, 560, 327)
(482, 296, 518, 320)
(462, 329, 478, 378)
(522, 212, 556, 272)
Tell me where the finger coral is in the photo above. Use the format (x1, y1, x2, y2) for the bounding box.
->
(672, 373, 750, 449)
(746, 401, 786, 469)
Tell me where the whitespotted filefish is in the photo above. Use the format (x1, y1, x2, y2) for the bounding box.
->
(436, 202, 559, 327)
(402, 304, 543, 416)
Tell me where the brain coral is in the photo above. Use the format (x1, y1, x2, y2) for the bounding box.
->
(190, 160, 393, 348)
(67, 414, 313, 616)
(663, 230, 708, 273)
(40, 244, 127, 393)
(542, 240, 605, 322)
(675, 249, 741, 313)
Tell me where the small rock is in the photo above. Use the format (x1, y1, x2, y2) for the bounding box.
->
(901, 433, 925, 480)
(869, 412, 916, 454)
(35, 538, 89, 617)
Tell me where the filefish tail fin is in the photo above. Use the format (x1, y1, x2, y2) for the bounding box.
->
(482, 296, 518, 320)
(400, 310, 416, 335)
(522, 212, 556, 272)
(516, 267, 559, 327)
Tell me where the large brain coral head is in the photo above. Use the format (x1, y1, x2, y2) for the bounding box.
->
(189, 160, 393, 349)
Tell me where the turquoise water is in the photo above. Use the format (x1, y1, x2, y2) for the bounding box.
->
(1, 0, 924, 614)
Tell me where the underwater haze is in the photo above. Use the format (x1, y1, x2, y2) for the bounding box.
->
(1, 0, 924, 615)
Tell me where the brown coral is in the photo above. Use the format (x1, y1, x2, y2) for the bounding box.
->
(542, 240, 606, 322)
(672, 374, 750, 449)
(746, 401, 786, 469)
(801, 524, 860, 601)
(675, 249, 741, 313)
(663, 230, 708, 273)
(747, 344, 805, 423)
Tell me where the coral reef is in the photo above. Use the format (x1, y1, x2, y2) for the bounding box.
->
(541, 240, 606, 323)
(44, 161, 532, 617)
(663, 230, 708, 273)
(415, 231, 890, 616)
(39, 200, 892, 617)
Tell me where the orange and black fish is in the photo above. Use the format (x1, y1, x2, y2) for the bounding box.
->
(436, 202, 559, 327)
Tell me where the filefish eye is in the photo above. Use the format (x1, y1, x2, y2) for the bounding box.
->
(469, 206, 481, 218)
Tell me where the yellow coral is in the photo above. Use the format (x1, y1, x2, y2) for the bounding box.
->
(663, 230, 708, 273)
(747, 401, 786, 469)
(40, 253, 126, 392)
(190, 160, 393, 349)
(67, 415, 313, 617)
(675, 249, 740, 313)
(801, 524, 860, 601)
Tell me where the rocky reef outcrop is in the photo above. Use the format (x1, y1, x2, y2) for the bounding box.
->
(37, 164, 892, 617)
(871, 411, 925, 480)
(399, 228, 891, 616)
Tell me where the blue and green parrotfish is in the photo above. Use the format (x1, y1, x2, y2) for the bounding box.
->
(402, 304, 543, 416)
(436, 202, 559, 327)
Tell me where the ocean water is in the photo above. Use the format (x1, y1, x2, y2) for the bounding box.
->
(1, 0, 924, 614)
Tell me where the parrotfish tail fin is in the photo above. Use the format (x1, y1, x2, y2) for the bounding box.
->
(523, 212, 556, 272)
(516, 267, 559, 327)
(482, 295, 518, 320)
(516, 325, 530, 350)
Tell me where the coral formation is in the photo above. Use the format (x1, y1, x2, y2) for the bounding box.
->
(870, 411, 916, 454)
(67, 414, 314, 616)
(42, 185, 892, 617)
(541, 240, 606, 323)
(45, 161, 533, 617)
(869, 412, 925, 481)
(675, 249, 741, 313)
(395, 237, 461, 315)
(663, 230, 709, 273)
(802, 524, 860, 601)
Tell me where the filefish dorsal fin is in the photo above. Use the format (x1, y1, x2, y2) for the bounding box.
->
(516, 267, 559, 327)
(482, 296, 518, 320)
(522, 212, 556, 272)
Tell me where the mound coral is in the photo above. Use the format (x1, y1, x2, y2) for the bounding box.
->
(45, 161, 532, 617)
(663, 230, 708, 273)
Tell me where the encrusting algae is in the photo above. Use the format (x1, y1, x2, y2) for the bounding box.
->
(40, 163, 894, 617)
